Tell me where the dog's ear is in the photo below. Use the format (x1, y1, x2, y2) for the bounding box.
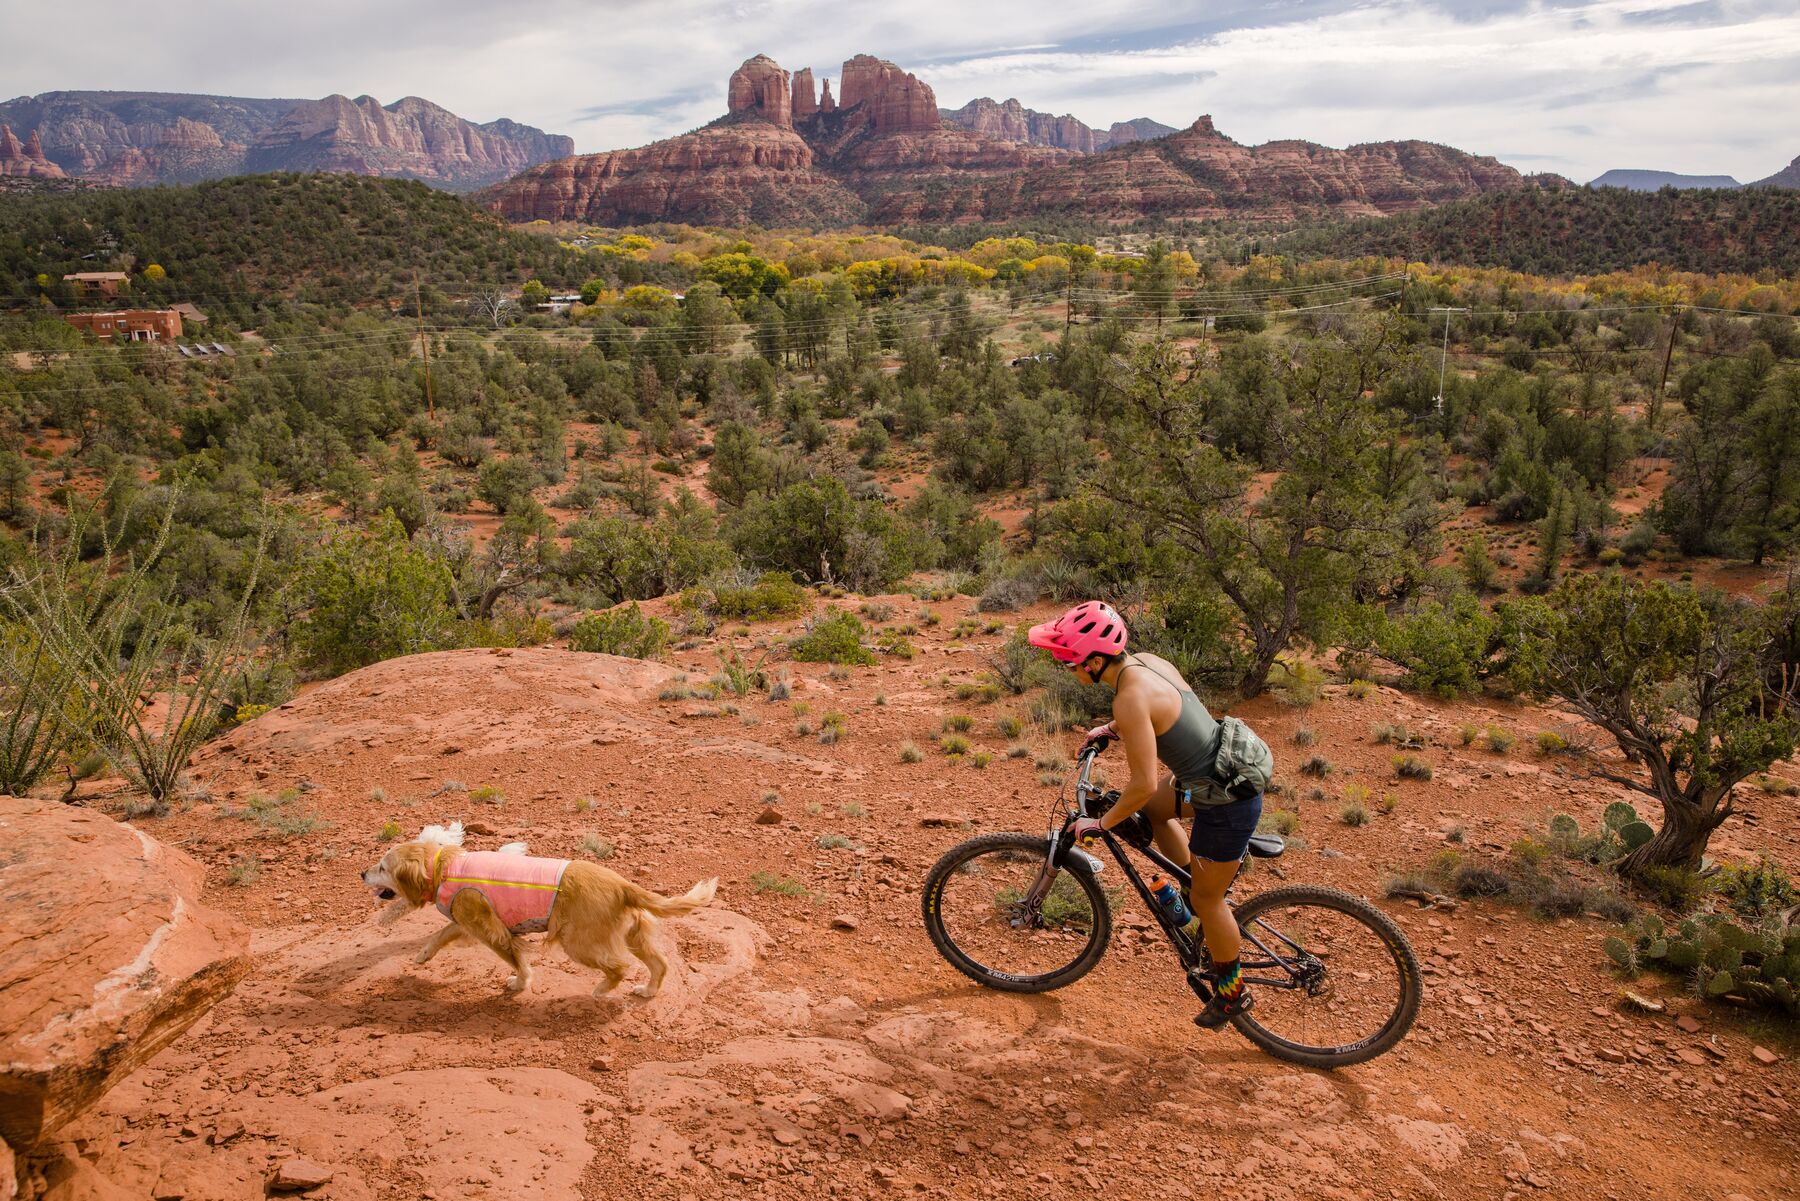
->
(392, 847, 433, 904)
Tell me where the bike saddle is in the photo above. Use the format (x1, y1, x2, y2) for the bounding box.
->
(1246, 833, 1286, 858)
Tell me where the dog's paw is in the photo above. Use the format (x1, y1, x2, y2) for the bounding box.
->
(505, 974, 529, 993)
(632, 983, 659, 999)
(413, 949, 433, 965)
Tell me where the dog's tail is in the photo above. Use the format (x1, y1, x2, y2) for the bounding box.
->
(625, 876, 718, 918)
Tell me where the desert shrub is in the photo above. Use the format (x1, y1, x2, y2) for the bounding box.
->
(971, 751, 993, 768)
(1268, 657, 1325, 706)
(940, 734, 971, 755)
(1346, 679, 1374, 699)
(997, 715, 1024, 738)
(1339, 801, 1369, 827)
(225, 855, 261, 887)
(858, 601, 895, 622)
(222, 791, 326, 838)
(943, 713, 975, 733)
(817, 833, 856, 850)
(579, 835, 614, 859)
(1484, 726, 1515, 753)
(1636, 865, 1708, 912)
(569, 603, 670, 659)
(1374, 593, 1495, 698)
(790, 610, 877, 665)
(714, 647, 769, 696)
(710, 572, 813, 621)
(1710, 857, 1796, 918)
(1259, 808, 1300, 835)
(1378, 792, 1398, 814)
(989, 628, 1049, 695)
(978, 572, 1040, 612)
(749, 871, 809, 897)
(1299, 755, 1332, 778)
(1534, 729, 1569, 756)
(1458, 724, 1479, 746)
(378, 819, 402, 841)
(1392, 754, 1433, 780)
(876, 628, 917, 659)
(899, 741, 924, 763)
(295, 513, 460, 675)
(1292, 727, 1316, 747)
(1370, 722, 1409, 746)
(469, 784, 503, 805)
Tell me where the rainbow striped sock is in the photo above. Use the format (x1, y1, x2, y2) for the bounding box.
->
(1214, 959, 1244, 1002)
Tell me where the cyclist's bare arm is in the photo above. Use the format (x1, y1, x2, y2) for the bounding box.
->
(1098, 687, 1160, 831)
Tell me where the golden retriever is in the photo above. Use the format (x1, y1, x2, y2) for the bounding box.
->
(361, 823, 717, 998)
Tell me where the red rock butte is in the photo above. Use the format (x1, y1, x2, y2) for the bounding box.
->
(0, 124, 68, 179)
(478, 49, 1530, 228)
(728, 54, 793, 129)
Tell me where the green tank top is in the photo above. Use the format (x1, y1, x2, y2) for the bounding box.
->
(1121, 660, 1221, 791)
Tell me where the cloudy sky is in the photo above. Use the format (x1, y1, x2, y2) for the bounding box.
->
(6, 0, 1796, 182)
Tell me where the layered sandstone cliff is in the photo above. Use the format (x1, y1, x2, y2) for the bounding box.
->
(0, 91, 570, 190)
(874, 114, 1526, 224)
(478, 119, 865, 227)
(943, 98, 1096, 152)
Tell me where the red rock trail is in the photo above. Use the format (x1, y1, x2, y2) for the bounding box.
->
(34, 602, 1800, 1200)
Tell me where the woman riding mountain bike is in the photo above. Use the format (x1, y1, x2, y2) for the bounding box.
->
(1027, 600, 1260, 1028)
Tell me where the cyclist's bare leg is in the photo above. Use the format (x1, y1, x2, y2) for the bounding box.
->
(1138, 773, 1192, 866)
(1189, 857, 1242, 965)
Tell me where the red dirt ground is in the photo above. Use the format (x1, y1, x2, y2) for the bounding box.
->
(35, 602, 1800, 1200)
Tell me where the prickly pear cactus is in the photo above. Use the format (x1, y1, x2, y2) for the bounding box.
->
(1634, 912, 1800, 1017)
(1618, 820, 1655, 851)
(1602, 801, 1639, 832)
(1549, 813, 1580, 843)
(1603, 936, 1636, 973)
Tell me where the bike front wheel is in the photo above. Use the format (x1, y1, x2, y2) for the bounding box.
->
(1227, 885, 1422, 1068)
(921, 832, 1112, 993)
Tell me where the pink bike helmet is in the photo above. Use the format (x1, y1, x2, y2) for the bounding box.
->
(1028, 601, 1128, 665)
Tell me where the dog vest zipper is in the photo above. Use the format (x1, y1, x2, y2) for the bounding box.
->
(434, 851, 571, 934)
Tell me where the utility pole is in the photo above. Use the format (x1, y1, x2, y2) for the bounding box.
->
(1653, 307, 1680, 432)
(1428, 307, 1467, 414)
(414, 271, 434, 418)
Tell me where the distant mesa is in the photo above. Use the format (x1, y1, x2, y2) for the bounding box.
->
(0, 91, 571, 190)
(479, 50, 1531, 228)
(940, 100, 1178, 153)
(1589, 169, 1742, 191)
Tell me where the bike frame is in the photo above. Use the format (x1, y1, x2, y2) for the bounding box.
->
(1035, 742, 1321, 1004)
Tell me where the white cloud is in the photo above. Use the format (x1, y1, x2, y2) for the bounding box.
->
(3, 1, 1794, 182)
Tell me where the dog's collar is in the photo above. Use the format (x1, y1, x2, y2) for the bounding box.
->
(428, 846, 455, 896)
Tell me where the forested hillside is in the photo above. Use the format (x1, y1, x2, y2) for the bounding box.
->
(1277, 183, 1800, 275)
(0, 174, 589, 319)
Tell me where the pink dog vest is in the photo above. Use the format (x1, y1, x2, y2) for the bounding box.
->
(434, 851, 571, 934)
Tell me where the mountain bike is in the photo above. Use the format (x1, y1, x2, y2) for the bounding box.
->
(920, 740, 1421, 1067)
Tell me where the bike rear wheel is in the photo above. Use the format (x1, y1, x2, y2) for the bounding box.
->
(1227, 885, 1421, 1068)
(921, 832, 1112, 993)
